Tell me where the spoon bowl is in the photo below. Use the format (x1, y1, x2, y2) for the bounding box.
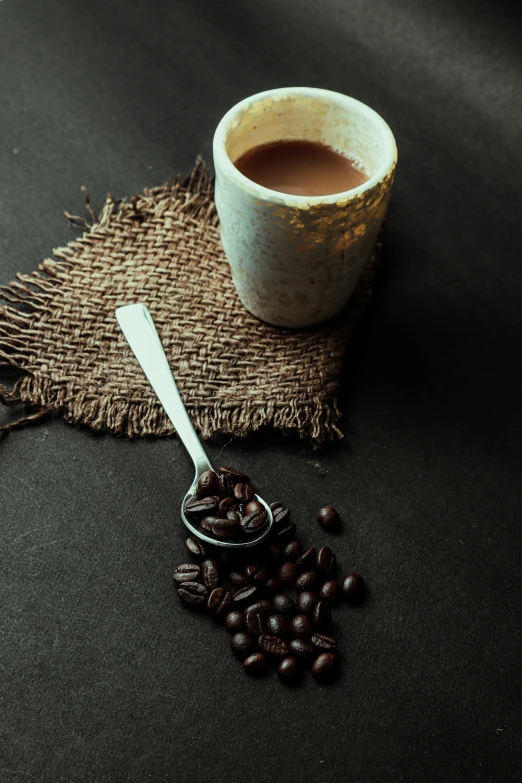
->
(116, 303, 273, 548)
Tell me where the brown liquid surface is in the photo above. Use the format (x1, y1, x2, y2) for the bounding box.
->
(234, 139, 369, 197)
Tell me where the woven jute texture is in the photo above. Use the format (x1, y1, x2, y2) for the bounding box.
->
(0, 160, 379, 443)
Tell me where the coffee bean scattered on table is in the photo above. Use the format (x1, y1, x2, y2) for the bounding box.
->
(316, 505, 341, 531)
(174, 464, 369, 685)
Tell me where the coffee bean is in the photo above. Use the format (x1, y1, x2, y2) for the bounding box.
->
(197, 470, 219, 498)
(269, 502, 290, 525)
(245, 563, 269, 583)
(317, 505, 340, 531)
(267, 614, 291, 640)
(311, 634, 337, 651)
(313, 600, 332, 632)
(201, 558, 220, 590)
(218, 472, 236, 498)
(320, 579, 342, 605)
(173, 564, 200, 583)
(273, 521, 297, 541)
(288, 638, 316, 665)
(244, 500, 265, 516)
(185, 537, 207, 558)
(185, 495, 220, 518)
(232, 585, 260, 606)
(219, 465, 250, 484)
(244, 600, 273, 616)
(295, 570, 319, 593)
(245, 609, 268, 636)
(296, 547, 317, 572)
(265, 577, 280, 597)
(243, 652, 268, 676)
(207, 587, 231, 618)
(312, 652, 339, 683)
(210, 517, 242, 539)
(272, 594, 297, 617)
(234, 483, 255, 503)
(278, 656, 301, 685)
(200, 516, 220, 532)
(177, 581, 208, 607)
(278, 562, 297, 587)
(241, 510, 267, 533)
(264, 541, 282, 562)
(296, 591, 319, 615)
(342, 573, 366, 604)
(283, 539, 303, 562)
(290, 614, 313, 641)
(226, 510, 242, 523)
(231, 632, 256, 660)
(218, 497, 239, 516)
(316, 546, 336, 575)
(258, 634, 288, 657)
(228, 570, 247, 588)
(224, 610, 245, 633)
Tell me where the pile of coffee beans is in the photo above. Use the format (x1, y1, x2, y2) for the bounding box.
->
(184, 466, 268, 540)
(174, 467, 367, 685)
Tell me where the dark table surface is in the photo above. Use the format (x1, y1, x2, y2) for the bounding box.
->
(1, 1, 521, 781)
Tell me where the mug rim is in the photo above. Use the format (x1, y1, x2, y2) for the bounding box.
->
(213, 86, 397, 206)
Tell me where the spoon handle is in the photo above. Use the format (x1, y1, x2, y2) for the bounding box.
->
(116, 303, 212, 476)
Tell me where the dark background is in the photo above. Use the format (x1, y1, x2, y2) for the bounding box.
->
(1, 1, 521, 781)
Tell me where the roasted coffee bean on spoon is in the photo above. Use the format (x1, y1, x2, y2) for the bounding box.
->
(241, 510, 267, 534)
(172, 564, 200, 583)
(219, 466, 250, 484)
(234, 483, 255, 503)
(196, 470, 219, 498)
(218, 472, 236, 498)
(218, 497, 239, 516)
(185, 495, 220, 518)
(243, 500, 265, 516)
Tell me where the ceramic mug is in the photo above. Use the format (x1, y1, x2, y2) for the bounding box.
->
(213, 87, 397, 328)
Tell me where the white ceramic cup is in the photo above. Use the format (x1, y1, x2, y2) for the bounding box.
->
(213, 87, 397, 328)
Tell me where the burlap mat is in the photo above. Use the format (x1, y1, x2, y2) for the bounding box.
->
(0, 160, 379, 443)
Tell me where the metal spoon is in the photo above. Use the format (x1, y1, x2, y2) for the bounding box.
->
(116, 303, 273, 548)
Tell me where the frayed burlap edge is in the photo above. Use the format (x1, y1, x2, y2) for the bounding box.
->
(0, 159, 379, 443)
